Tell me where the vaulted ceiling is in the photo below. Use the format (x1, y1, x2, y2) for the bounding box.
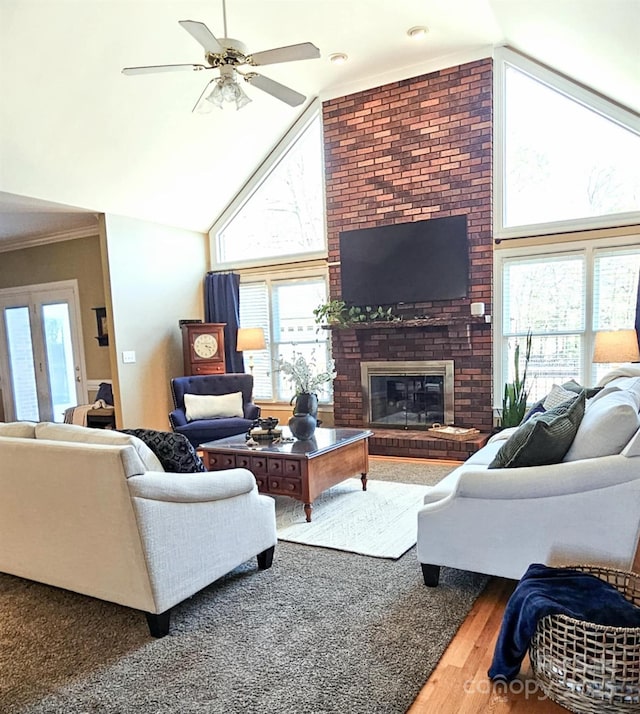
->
(0, 0, 638, 244)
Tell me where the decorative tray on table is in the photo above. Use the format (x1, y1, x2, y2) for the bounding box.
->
(426, 424, 480, 441)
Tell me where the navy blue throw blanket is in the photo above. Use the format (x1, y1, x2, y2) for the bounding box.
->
(489, 563, 640, 681)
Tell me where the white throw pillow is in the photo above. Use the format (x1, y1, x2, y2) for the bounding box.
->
(563, 389, 640, 461)
(34, 422, 164, 472)
(184, 392, 244, 421)
(543, 384, 579, 410)
(0, 421, 36, 438)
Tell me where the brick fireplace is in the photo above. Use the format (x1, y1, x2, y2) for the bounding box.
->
(322, 58, 493, 458)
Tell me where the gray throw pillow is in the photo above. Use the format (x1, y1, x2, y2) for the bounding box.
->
(561, 379, 601, 400)
(489, 392, 586, 469)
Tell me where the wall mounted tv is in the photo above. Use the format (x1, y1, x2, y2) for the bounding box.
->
(339, 215, 469, 306)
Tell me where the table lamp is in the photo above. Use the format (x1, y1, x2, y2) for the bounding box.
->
(593, 329, 640, 364)
(237, 327, 266, 374)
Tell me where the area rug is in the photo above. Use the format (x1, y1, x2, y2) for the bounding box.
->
(275, 457, 456, 559)
(1, 546, 487, 714)
(275, 478, 432, 559)
(1, 459, 485, 714)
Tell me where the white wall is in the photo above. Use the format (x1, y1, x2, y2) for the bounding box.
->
(101, 214, 208, 430)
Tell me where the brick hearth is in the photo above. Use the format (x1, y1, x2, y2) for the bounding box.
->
(322, 59, 493, 458)
(369, 428, 490, 461)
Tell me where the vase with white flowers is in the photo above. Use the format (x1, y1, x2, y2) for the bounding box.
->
(276, 350, 336, 438)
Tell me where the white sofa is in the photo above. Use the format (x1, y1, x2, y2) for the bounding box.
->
(0, 421, 277, 636)
(417, 368, 640, 586)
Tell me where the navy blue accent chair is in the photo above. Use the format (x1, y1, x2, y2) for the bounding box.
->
(169, 374, 260, 448)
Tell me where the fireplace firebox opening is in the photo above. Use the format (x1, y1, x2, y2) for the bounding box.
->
(361, 360, 454, 430)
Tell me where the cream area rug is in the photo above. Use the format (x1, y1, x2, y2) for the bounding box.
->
(274, 459, 455, 559)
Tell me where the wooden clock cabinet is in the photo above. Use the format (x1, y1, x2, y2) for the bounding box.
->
(181, 323, 226, 376)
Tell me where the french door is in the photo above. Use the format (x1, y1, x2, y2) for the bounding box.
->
(0, 281, 87, 422)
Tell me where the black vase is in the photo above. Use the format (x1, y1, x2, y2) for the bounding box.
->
(292, 393, 318, 418)
(288, 413, 317, 440)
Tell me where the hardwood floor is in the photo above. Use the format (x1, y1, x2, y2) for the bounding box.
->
(408, 577, 568, 713)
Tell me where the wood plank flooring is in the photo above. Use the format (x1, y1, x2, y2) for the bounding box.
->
(408, 577, 568, 713)
(368, 455, 569, 711)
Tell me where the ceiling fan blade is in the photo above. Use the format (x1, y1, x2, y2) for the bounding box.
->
(179, 20, 223, 54)
(244, 73, 306, 107)
(122, 64, 208, 75)
(248, 42, 320, 66)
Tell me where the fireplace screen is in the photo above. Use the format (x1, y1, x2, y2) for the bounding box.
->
(361, 360, 454, 429)
(370, 375, 444, 427)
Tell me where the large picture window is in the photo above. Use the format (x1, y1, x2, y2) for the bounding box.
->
(496, 238, 640, 405)
(494, 48, 640, 239)
(211, 105, 326, 268)
(239, 272, 331, 403)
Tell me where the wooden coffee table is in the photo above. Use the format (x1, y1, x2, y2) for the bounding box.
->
(200, 427, 373, 522)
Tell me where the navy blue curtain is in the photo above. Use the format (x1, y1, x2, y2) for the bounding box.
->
(636, 270, 640, 354)
(204, 272, 244, 373)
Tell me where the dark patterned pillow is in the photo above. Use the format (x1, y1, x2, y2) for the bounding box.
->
(489, 392, 586, 469)
(119, 429, 206, 473)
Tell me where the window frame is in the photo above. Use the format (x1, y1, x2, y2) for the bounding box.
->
(493, 47, 640, 240)
(239, 264, 331, 405)
(493, 232, 640, 409)
(209, 100, 327, 270)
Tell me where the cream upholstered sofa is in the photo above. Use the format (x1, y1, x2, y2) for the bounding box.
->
(417, 368, 640, 586)
(0, 421, 277, 637)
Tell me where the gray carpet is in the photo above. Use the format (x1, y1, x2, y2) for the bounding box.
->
(1, 458, 487, 714)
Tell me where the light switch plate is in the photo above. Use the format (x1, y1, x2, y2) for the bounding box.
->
(122, 350, 136, 364)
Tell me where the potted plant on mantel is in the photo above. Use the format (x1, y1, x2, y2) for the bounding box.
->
(313, 299, 396, 327)
(276, 351, 336, 439)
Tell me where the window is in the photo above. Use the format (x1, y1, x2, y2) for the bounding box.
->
(211, 105, 326, 268)
(494, 48, 640, 239)
(239, 272, 331, 403)
(496, 238, 640, 404)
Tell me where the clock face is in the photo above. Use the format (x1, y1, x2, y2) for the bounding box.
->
(193, 333, 219, 359)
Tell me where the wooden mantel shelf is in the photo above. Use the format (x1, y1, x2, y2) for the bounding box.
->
(321, 315, 491, 330)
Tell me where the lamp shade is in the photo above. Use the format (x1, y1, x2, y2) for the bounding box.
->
(236, 327, 266, 352)
(593, 329, 640, 363)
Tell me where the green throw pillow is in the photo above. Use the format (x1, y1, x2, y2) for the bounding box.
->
(562, 379, 601, 399)
(489, 392, 586, 469)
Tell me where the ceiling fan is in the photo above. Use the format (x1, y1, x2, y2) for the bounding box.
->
(122, 1, 320, 111)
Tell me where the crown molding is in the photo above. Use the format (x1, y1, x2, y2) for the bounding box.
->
(0, 224, 100, 253)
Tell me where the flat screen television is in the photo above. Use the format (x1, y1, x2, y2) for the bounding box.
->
(339, 215, 468, 305)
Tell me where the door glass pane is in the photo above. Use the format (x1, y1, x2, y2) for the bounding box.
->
(5, 306, 39, 421)
(42, 303, 77, 422)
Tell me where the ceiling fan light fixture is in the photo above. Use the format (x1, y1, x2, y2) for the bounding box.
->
(407, 26, 429, 40)
(204, 73, 252, 110)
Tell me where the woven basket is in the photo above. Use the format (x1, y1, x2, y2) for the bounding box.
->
(529, 565, 640, 714)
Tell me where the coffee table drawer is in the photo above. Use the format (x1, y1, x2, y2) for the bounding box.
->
(254, 474, 268, 491)
(266, 459, 300, 477)
(234, 454, 252, 470)
(268, 476, 302, 496)
(282, 459, 301, 477)
(250, 455, 268, 474)
(206, 453, 236, 470)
